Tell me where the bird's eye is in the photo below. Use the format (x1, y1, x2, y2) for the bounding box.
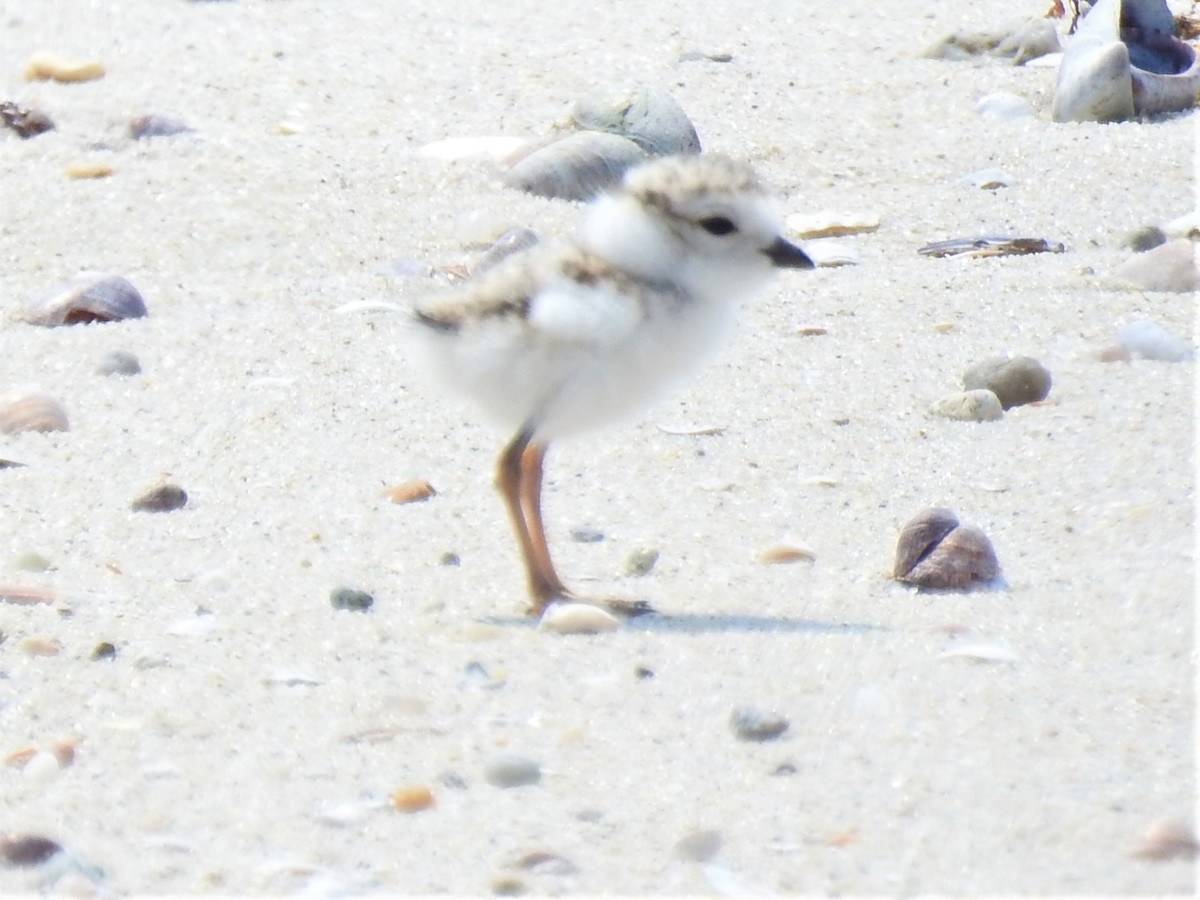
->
(699, 216, 737, 236)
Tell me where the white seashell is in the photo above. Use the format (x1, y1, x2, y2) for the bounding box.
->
(416, 135, 528, 162)
(503, 131, 647, 201)
(1052, 0, 1200, 122)
(1113, 239, 1199, 292)
(1162, 210, 1200, 239)
(937, 641, 1018, 663)
(567, 84, 700, 156)
(538, 602, 620, 635)
(785, 210, 879, 239)
(0, 389, 69, 435)
(22, 273, 147, 326)
(975, 91, 1035, 120)
(803, 240, 860, 268)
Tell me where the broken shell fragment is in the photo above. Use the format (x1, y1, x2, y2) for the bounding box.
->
(894, 508, 1000, 589)
(567, 84, 700, 156)
(0, 390, 69, 435)
(0, 101, 54, 138)
(23, 274, 147, 326)
(503, 131, 647, 201)
(385, 479, 437, 504)
(918, 236, 1065, 258)
(538, 602, 620, 635)
(24, 53, 105, 83)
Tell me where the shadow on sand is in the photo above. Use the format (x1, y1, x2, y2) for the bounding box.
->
(480, 611, 886, 636)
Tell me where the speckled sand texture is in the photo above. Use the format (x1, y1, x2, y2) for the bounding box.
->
(0, 0, 1195, 895)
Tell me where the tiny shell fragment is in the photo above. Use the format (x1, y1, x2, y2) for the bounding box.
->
(0, 101, 54, 138)
(785, 210, 880, 239)
(539, 602, 620, 635)
(0, 585, 55, 605)
(392, 785, 436, 813)
(385, 479, 437, 504)
(131, 484, 188, 512)
(0, 390, 69, 435)
(757, 544, 816, 564)
(20, 638, 62, 657)
(65, 162, 115, 180)
(129, 114, 191, 139)
(1132, 819, 1200, 861)
(918, 236, 1065, 258)
(24, 53, 105, 83)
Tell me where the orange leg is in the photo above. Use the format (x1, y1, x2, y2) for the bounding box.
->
(497, 431, 572, 615)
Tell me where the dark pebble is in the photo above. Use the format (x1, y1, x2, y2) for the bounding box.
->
(730, 705, 789, 741)
(330, 587, 373, 612)
(131, 484, 188, 512)
(91, 642, 117, 661)
(570, 526, 605, 543)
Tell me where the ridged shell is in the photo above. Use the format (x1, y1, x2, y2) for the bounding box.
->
(893, 508, 960, 579)
(503, 131, 647, 201)
(568, 85, 701, 156)
(0, 390, 69, 435)
(23, 274, 147, 327)
(897, 521, 1000, 589)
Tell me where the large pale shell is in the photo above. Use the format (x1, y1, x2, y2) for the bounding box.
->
(503, 131, 647, 201)
(1052, 0, 1200, 122)
(0, 390, 69, 435)
(567, 85, 701, 156)
(23, 274, 147, 326)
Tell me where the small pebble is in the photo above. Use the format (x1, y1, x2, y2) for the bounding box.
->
(929, 390, 1004, 422)
(91, 641, 117, 661)
(0, 834, 63, 866)
(975, 91, 1035, 120)
(0, 101, 55, 138)
(131, 484, 188, 512)
(1114, 320, 1194, 362)
(623, 547, 659, 576)
(1123, 225, 1168, 253)
(491, 876, 527, 896)
(962, 167, 1016, 190)
(96, 350, 141, 376)
(570, 525, 604, 543)
(330, 587, 374, 612)
(484, 752, 542, 788)
(730, 705, 789, 742)
(129, 114, 191, 139)
(674, 829, 723, 862)
(772, 761, 798, 776)
(961, 355, 1052, 409)
(1131, 819, 1200, 861)
(385, 479, 436, 504)
(14, 550, 52, 572)
(439, 551, 462, 566)
(1113, 239, 1199, 293)
(634, 665, 655, 679)
(391, 785, 436, 813)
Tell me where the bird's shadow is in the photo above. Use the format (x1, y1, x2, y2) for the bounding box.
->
(480, 611, 886, 635)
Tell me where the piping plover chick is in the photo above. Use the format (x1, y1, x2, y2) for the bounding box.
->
(413, 153, 813, 617)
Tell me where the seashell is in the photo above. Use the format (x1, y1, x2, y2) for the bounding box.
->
(385, 479, 437, 504)
(24, 52, 105, 83)
(472, 227, 540, 275)
(65, 161, 114, 179)
(961, 355, 1052, 410)
(0, 101, 54, 138)
(757, 544, 816, 564)
(929, 389, 1005, 422)
(0, 585, 55, 605)
(503, 131, 647, 201)
(129, 114, 191, 139)
(20, 637, 62, 657)
(937, 641, 1018, 663)
(803, 241, 860, 268)
(416, 135, 528, 162)
(975, 91, 1036, 120)
(894, 508, 1000, 589)
(918, 236, 1065, 258)
(1115, 319, 1195, 361)
(1131, 819, 1200, 860)
(131, 483, 187, 512)
(1052, 0, 1200, 122)
(391, 785, 435, 813)
(23, 274, 147, 326)
(961, 167, 1017, 190)
(567, 84, 700, 156)
(785, 210, 879, 239)
(538, 602, 620, 635)
(0, 390, 69, 435)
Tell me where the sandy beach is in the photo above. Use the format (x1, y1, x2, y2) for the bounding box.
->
(0, 0, 1195, 895)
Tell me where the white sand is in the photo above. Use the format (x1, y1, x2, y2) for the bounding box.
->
(0, 0, 1195, 895)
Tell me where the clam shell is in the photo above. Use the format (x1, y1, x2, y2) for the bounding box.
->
(538, 602, 620, 635)
(0, 390, 69, 435)
(23, 274, 147, 326)
(899, 524, 1000, 588)
(503, 131, 647, 201)
(893, 508, 960, 579)
(567, 84, 700, 156)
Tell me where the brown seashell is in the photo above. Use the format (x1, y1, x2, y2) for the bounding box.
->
(131, 483, 188, 512)
(0, 585, 55, 605)
(894, 509, 1000, 588)
(23, 274, 147, 326)
(503, 131, 647, 201)
(0, 390, 69, 435)
(385, 479, 437, 504)
(757, 544, 816, 564)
